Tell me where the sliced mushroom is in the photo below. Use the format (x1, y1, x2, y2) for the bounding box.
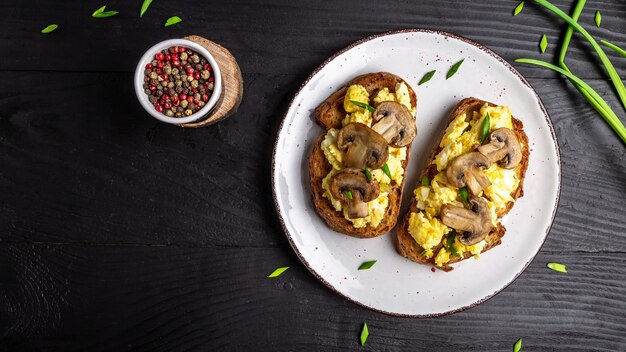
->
(371, 101, 417, 147)
(329, 169, 380, 219)
(440, 196, 493, 245)
(477, 128, 522, 169)
(446, 152, 492, 196)
(337, 123, 389, 169)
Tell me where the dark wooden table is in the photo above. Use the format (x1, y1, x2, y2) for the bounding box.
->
(1, 0, 625, 351)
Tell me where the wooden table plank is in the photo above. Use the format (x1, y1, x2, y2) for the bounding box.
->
(1, 72, 625, 251)
(0, 0, 624, 79)
(0, 243, 624, 351)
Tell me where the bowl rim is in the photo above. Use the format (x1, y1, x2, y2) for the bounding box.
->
(134, 38, 223, 125)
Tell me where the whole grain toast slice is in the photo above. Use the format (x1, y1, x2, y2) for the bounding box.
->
(396, 97, 529, 270)
(310, 72, 417, 238)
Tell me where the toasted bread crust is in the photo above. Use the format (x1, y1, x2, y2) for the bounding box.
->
(396, 97, 530, 270)
(309, 72, 416, 238)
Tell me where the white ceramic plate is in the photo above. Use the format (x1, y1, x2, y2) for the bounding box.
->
(272, 29, 560, 317)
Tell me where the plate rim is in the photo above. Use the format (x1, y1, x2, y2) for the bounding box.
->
(271, 28, 562, 318)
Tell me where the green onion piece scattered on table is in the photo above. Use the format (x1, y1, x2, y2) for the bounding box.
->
(421, 176, 430, 186)
(382, 163, 392, 180)
(514, 338, 523, 352)
(418, 70, 436, 85)
(140, 0, 153, 17)
(343, 190, 353, 200)
(165, 16, 183, 27)
(480, 112, 491, 143)
(458, 187, 469, 203)
(358, 260, 377, 270)
(360, 322, 369, 346)
(600, 40, 626, 58)
(594, 10, 601, 27)
(515, 58, 626, 144)
(349, 100, 375, 112)
(267, 266, 290, 278)
(513, 1, 525, 16)
(446, 59, 464, 79)
(547, 262, 567, 273)
(364, 167, 372, 181)
(539, 34, 548, 53)
(92, 5, 119, 18)
(41, 24, 58, 33)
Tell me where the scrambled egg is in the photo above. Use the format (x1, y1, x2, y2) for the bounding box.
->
(408, 212, 451, 251)
(319, 83, 414, 228)
(408, 103, 519, 267)
(414, 172, 461, 216)
(342, 83, 416, 127)
(483, 164, 519, 212)
(453, 239, 487, 259)
(321, 128, 343, 170)
(343, 85, 369, 113)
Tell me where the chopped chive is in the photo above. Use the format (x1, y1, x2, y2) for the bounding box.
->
(343, 190, 353, 200)
(418, 70, 436, 85)
(513, 1, 524, 16)
(600, 40, 626, 58)
(421, 176, 430, 186)
(165, 16, 183, 27)
(594, 10, 601, 27)
(140, 0, 153, 18)
(358, 260, 377, 270)
(514, 338, 523, 352)
(41, 24, 58, 33)
(364, 167, 372, 181)
(458, 187, 469, 203)
(515, 58, 626, 144)
(480, 112, 491, 143)
(360, 322, 369, 346)
(539, 34, 548, 53)
(419, 249, 428, 256)
(267, 266, 289, 278)
(532, 0, 626, 119)
(349, 100, 375, 112)
(446, 59, 464, 79)
(445, 233, 455, 250)
(92, 5, 118, 18)
(381, 163, 392, 180)
(547, 262, 567, 273)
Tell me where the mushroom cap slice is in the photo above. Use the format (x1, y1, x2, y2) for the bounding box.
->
(440, 196, 493, 245)
(445, 151, 492, 196)
(337, 123, 389, 169)
(477, 128, 522, 169)
(371, 101, 417, 147)
(329, 168, 380, 219)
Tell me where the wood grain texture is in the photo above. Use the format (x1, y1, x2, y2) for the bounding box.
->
(1, 0, 626, 350)
(0, 0, 624, 80)
(0, 243, 624, 351)
(1, 73, 624, 251)
(181, 35, 243, 127)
